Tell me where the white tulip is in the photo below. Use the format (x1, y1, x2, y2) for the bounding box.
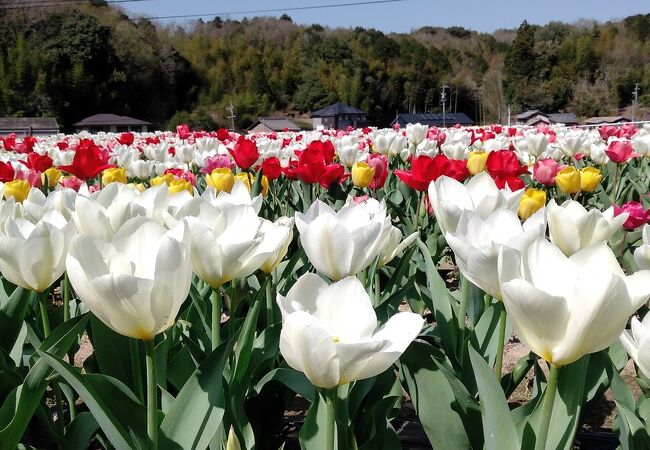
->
(278, 274, 423, 388)
(524, 132, 549, 158)
(634, 224, 650, 270)
(259, 217, 294, 274)
(446, 207, 546, 299)
(406, 123, 428, 146)
(371, 132, 396, 156)
(620, 315, 650, 378)
(428, 172, 523, 236)
(295, 199, 392, 280)
(548, 199, 627, 255)
(66, 217, 193, 340)
(498, 239, 650, 366)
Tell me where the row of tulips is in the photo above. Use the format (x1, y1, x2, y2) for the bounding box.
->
(2, 122, 650, 450)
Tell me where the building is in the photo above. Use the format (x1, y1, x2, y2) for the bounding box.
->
(515, 110, 579, 126)
(391, 112, 474, 128)
(0, 117, 59, 136)
(311, 103, 367, 130)
(584, 116, 631, 125)
(73, 114, 151, 132)
(248, 116, 301, 133)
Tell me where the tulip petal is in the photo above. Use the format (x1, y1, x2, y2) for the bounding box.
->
(314, 276, 377, 342)
(277, 272, 328, 318)
(501, 279, 569, 364)
(297, 214, 354, 280)
(624, 270, 650, 310)
(279, 311, 340, 388)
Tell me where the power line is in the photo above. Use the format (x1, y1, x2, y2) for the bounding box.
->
(0, 0, 154, 10)
(127, 0, 410, 21)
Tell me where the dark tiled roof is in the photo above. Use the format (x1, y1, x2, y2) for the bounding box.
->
(73, 114, 151, 127)
(548, 113, 579, 124)
(311, 103, 366, 117)
(250, 117, 301, 131)
(392, 112, 474, 127)
(584, 116, 631, 125)
(516, 110, 542, 120)
(0, 117, 59, 130)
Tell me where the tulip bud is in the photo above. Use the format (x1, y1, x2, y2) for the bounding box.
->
(41, 167, 61, 188)
(579, 167, 602, 193)
(235, 172, 269, 196)
(466, 151, 488, 175)
(555, 167, 581, 194)
(518, 188, 546, 220)
(168, 179, 193, 196)
(226, 427, 241, 450)
(3, 179, 31, 202)
(102, 167, 127, 186)
(151, 173, 175, 186)
(206, 168, 235, 193)
(351, 162, 375, 188)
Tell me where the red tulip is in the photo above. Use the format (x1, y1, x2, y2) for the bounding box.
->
(216, 128, 230, 141)
(0, 161, 14, 182)
(117, 132, 134, 146)
(395, 155, 453, 192)
(486, 150, 528, 190)
(22, 152, 53, 173)
(229, 138, 259, 169)
(261, 157, 282, 181)
(319, 163, 345, 188)
(177, 124, 191, 140)
(614, 201, 650, 231)
(57, 139, 114, 180)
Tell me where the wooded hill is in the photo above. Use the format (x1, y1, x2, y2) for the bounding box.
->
(1, 1, 649, 130)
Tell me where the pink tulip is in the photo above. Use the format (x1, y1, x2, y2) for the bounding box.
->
(533, 159, 561, 186)
(614, 201, 650, 230)
(606, 140, 637, 164)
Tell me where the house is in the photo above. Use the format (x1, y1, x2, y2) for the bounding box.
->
(0, 117, 59, 136)
(584, 116, 631, 125)
(515, 110, 579, 126)
(391, 112, 474, 128)
(73, 114, 151, 132)
(248, 117, 301, 133)
(311, 103, 367, 130)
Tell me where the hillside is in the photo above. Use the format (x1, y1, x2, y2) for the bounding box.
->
(0, 1, 649, 130)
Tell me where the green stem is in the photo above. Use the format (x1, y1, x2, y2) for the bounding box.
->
(211, 288, 222, 350)
(535, 365, 560, 450)
(458, 276, 469, 364)
(610, 163, 619, 203)
(54, 382, 65, 434)
(495, 306, 507, 380)
(62, 273, 70, 322)
(619, 231, 629, 257)
(39, 291, 51, 338)
(414, 190, 423, 230)
(130, 339, 144, 401)
(144, 339, 158, 450)
(483, 293, 492, 312)
(266, 274, 274, 327)
(374, 272, 381, 307)
(325, 389, 337, 450)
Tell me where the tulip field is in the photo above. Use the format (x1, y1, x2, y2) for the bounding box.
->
(3, 122, 650, 450)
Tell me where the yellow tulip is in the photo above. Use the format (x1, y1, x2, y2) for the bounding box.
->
(102, 167, 127, 186)
(41, 167, 61, 188)
(151, 173, 175, 186)
(128, 183, 146, 192)
(580, 167, 602, 193)
(168, 179, 193, 196)
(206, 168, 235, 193)
(351, 162, 375, 188)
(555, 167, 581, 194)
(467, 151, 488, 175)
(3, 179, 31, 203)
(518, 188, 546, 220)
(235, 172, 269, 196)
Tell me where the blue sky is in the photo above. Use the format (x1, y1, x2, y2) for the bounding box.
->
(121, 0, 649, 33)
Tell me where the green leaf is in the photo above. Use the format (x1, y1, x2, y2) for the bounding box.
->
(0, 286, 34, 353)
(467, 302, 510, 368)
(299, 390, 329, 450)
(37, 350, 136, 449)
(231, 280, 265, 385)
(469, 347, 519, 450)
(0, 314, 89, 450)
(253, 367, 315, 402)
(62, 411, 99, 450)
(159, 341, 231, 450)
(415, 239, 458, 360)
(399, 341, 471, 449)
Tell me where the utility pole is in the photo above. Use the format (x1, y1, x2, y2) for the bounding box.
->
(507, 105, 511, 127)
(441, 84, 449, 127)
(226, 100, 236, 132)
(632, 83, 640, 122)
